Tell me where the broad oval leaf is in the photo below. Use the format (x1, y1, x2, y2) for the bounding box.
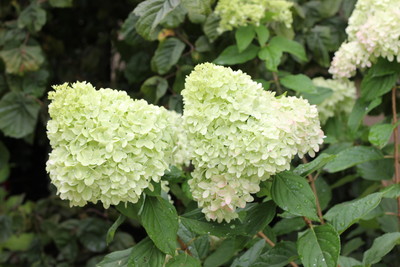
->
(362, 232, 400, 266)
(337, 256, 362, 267)
(258, 45, 282, 72)
(272, 217, 306, 236)
(115, 196, 145, 223)
(127, 237, 166, 267)
(255, 25, 270, 46)
(324, 146, 384, 173)
(153, 37, 185, 75)
(178, 223, 210, 261)
(251, 241, 299, 267)
(213, 44, 259, 65)
(140, 196, 179, 255)
(297, 224, 340, 267)
(124, 53, 151, 84)
(269, 36, 307, 61)
(22, 69, 49, 98)
(163, 165, 185, 184)
(121, 13, 143, 46)
(231, 239, 265, 267)
(235, 25, 256, 53)
(96, 247, 132, 267)
(271, 171, 319, 222)
(140, 76, 168, 104)
(279, 74, 317, 94)
(348, 97, 382, 135)
(306, 25, 331, 67)
(17, 4, 46, 33)
(357, 158, 395, 181)
(0, 92, 41, 138)
(368, 123, 397, 148)
(159, 3, 187, 28)
(203, 238, 235, 267)
(165, 253, 202, 267)
(76, 218, 110, 252)
(360, 72, 398, 101)
(0, 215, 13, 243)
(293, 153, 336, 177)
(203, 13, 220, 43)
(182, 0, 213, 24)
(301, 86, 334, 105)
(0, 45, 44, 75)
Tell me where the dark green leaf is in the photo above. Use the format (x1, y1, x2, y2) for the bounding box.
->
(242, 201, 276, 237)
(170, 183, 193, 206)
(173, 65, 193, 93)
(297, 224, 340, 267)
(160, 3, 187, 28)
(195, 36, 211, 52)
(141, 76, 168, 104)
(348, 97, 382, 135)
(96, 247, 132, 267)
(213, 44, 259, 65)
(255, 25, 270, 46)
(134, 0, 180, 40)
(337, 256, 362, 267)
(76, 218, 110, 252)
(203, 13, 220, 43)
(235, 25, 256, 53)
(0, 92, 41, 138)
(279, 74, 318, 94)
(360, 73, 398, 101)
(169, 94, 183, 114)
(106, 215, 126, 246)
(369, 123, 398, 148)
(0, 141, 10, 171)
(0, 45, 44, 75)
(166, 253, 201, 267)
(306, 26, 331, 67)
(121, 13, 143, 46)
(258, 45, 282, 72)
(178, 223, 210, 261)
(330, 174, 358, 189)
(182, 0, 213, 23)
(269, 36, 307, 61)
(124, 53, 151, 84)
(108, 232, 135, 252)
(342, 237, 365, 256)
(115, 197, 145, 223)
(381, 183, 400, 199)
(362, 233, 400, 266)
(17, 4, 46, 33)
(0, 215, 12, 243)
(272, 217, 306, 236)
(127, 237, 166, 267)
(293, 153, 336, 177)
(203, 238, 235, 267)
(319, 0, 343, 18)
(153, 37, 185, 75)
(324, 192, 386, 234)
(49, 0, 72, 8)
(302, 87, 334, 105)
(231, 239, 265, 267)
(141, 196, 179, 255)
(377, 198, 399, 232)
(252, 241, 298, 267)
(357, 159, 395, 181)
(324, 146, 384, 173)
(342, 0, 357, 19)
(369, 57, 400, 77)
(271, 171, 319, 221)
(163, 166, 185, 183)
(22, 69, 49, 97)
(315, 178, 331, 211)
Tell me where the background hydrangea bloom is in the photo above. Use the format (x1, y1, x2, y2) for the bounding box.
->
(182, 63, 324, 222)
(167, 110, 190, 167)
(312, 77, 357, 124)
(215, 0, 293, 33)
(46, 82, 175, 208)
(329, 0, 400, 78)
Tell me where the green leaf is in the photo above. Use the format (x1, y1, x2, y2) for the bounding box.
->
(115, 197, 145, 223)
(0, 141, 10, 171)
(0, 92, 41, 138)
(121, 13, 143, 46)
(357, 159, 395, 181)
(324, 146, 384, 173)
(271, 171, 319, 221)
(0, 45, 44, 75)
(252, 241, 299, 267)
(163, 166, 185, 183)
(235, 25, 256, 53)
(330, 174, 358, 189)
(258, 45, 282, 72)
(242, 201, 276, 237)
(255, 25, 270, 46)
(342, 237, 365, 256)
(269, 36, 307, 62)
(381, 184, 400, 199)
(315, 178, 332, 211)
(213, 44, 259, 65)
(140, 76, 168, 104)
(172, 65, 193, 93)
(324, 192, 386, 234)
(17, 4, 46, 33)
(230, 239, 265, 267)
(169, 94, 183, 113)
(153, 37, 185, 75)
(0, 215, 12, 243)
(0, 233, 35, 251)
(182, 0, 213, 24)
(337, 256, 362, 267)
(97, 248, 132, 267)
(360, 73, 398, 101)
(362, 233, 400, 266)
(279, 74, 318, 94)
(127, 237, 166, 267)
(77, 218, 110, 252)
(272, 217, 306, 236)
(22, 69, 49, 97)
(306, 26, 331, 67)
(140, 196, 179, 255)
(134, 0, 180, 40)
(124, 53, 151, 84)
(49, 0, 73, 8)
(369, 57, 400, 77)
(106, 215, 126, 246)
(293, 153, 336, 177)
(369, 123, 398, 148)
(178, 223, 210, 261)
(348, 97, 382, 135)
(144, 180, 162, 196)
(203, 13, 220, 43)
(203, 238, 235, 267)
(319, 0, 343, 18)
(297, 224, 340, 267)
(160, 3, 187, 28)
(302, 87, 334, 105)
(166, 253, 202, 267)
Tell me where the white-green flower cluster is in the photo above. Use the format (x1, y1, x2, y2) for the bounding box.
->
(312, 77, 357, 125)
(46, 82, 176, 208)
(168, 110, 190, 167)
(215, 0, 293, 33)
(182, 63, 324, 223)
(329, 0, 400, 78)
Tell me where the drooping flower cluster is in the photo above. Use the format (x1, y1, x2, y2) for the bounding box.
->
(329, 0, 400, 78)
(215, 0, 293, 33)
(46, 82, 176, 208)
(312, 77, 357, 125)
(182, 63, 324, 222)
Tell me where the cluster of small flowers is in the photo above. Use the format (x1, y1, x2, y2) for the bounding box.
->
(329, 0, 400, 78)
(215, 0, 293, 33)
(168, 110, 191, 168)
(312, 77, 357, 125)
(46, 82, 177, 208)
(182, 63, 324, 222)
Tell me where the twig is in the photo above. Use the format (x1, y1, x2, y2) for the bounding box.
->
(257, 231, 299, 267)
(392, 86, 400, 230)
(303, 216, 314, 229)
(177, 235, 193, 256)
(272, 72, 282, 95)
(302, 157, 324, 225)
(385, 212, 400, 217)
(175, 30, 194, 56)
(23, 32, 30, 45)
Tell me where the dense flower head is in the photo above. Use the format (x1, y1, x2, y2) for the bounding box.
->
(182, 63, 324, 222)
(312, 77, 357, 124)
(329, 0, 400, 78)
(215, 0, 293, 33)
(46, 82, 175, 208)
(167, 110, 190, 167)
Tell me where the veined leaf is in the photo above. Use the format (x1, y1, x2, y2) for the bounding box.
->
(17, 4, 46, 33)
(337, 256, 362, 267)
(357, 158, 395, 181)
(368, 123, 399, 148)
(280, 74, 318, 94)
(153, 37, 185, 75)
(203, 13, 220, 43)
(272, 217, 306, 236)
(269, 36, 307, 61)
(235, 25, 256, 53)
(178, 223, 210, 261)
(252, 241, 298, 267)
(293, 153, 336, 177)
(230, 239, 265, 267)
(255, 25, 270, 46)
(348, 97, 382, 135)
(121, 13, 143, 46)
(166, 253, 201, 267)
(127, 237, 166, 267)
(203, 238, 235, 267)
(306, 26, 331, 67)
(182, 0, 213, 24)
(140, 76, 168, 104)
(96, 247, 132, 267)
(302, 87, 333, 105)
(213, 44, 259, 65)
(0, 45, 44, 75)
(258, 45, 282, 72)
(362, 232, 400, 266)
(360, 72, 398, 101)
